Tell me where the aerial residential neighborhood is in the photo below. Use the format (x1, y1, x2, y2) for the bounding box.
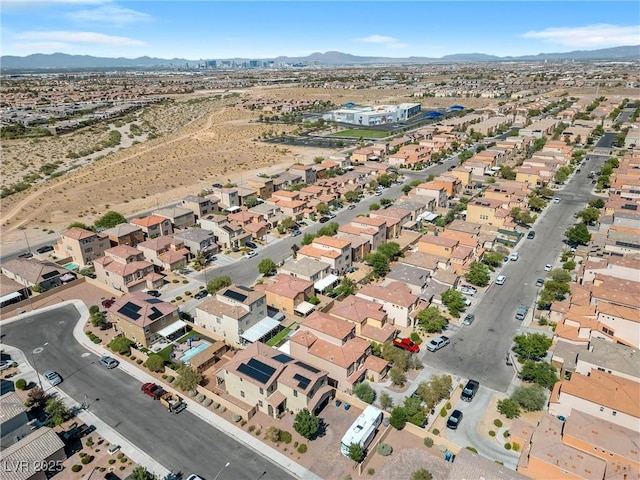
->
(1, 3, 639, 479)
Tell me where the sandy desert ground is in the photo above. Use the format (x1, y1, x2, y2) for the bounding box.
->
(0, 86, 495, 251)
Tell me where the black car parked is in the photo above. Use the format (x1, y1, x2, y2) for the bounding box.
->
(447, 410, 463, 430)
(461, 379, 480, 402)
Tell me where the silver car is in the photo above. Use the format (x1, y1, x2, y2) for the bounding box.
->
(99, 356, 119, 369)
(426, 336, 450, 352)
(43, 370, 62, 386)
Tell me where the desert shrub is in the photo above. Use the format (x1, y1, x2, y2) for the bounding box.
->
(184, 291, 192, 296)
(136, 359, 143, 365)
(280, 431, 292, 444)
(203, 398, 212, 407)
(255, 429, 261, 436)
(265, 426, 281, 443)
(81, 455, 94, 465)
(494, 419, 503, 428)
(440, 407, 447, 417)
(196, 393, 205, 401)
(108, 459, 116, 465)
(189, 390, 197, 398)
(504, 443, 512, 450)
(220, 406, 226, 413)
(445, 402, 452, 410)
(513, 443, 521, 452)
(424, 437, 434, 447)
(504, 430, 510, 438)
(367, 468, 375, 476)
(72, 465, 82, 473)
(466, 446, 478, 453)
(489, 431, 496, 437)
(162, 374, 168, 379)
(166, 376, 175, 383)
(232, 414, 242, 423)
(16, 379, 27, 390)
(175, 296, 182, 301)
(212, 402, 220, 409)
(377, 443, 393, 456)
(297, 444, 307, 454)
(432, 428, 440, 435)
(120, 456, 127, 463)
(248, 425, 256, 433)
(86, 437, 93, 447)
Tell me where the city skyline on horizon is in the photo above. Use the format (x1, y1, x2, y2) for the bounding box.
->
(2, 1, 639, 60)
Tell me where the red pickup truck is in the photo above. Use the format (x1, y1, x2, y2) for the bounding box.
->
(393, 337, 420, 353)
(141, 383, 166, 400)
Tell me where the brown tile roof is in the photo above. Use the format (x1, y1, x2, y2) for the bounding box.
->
(357, 281, 418, 308)
(298, 245, 341, 260)
(359, 323, 396, 344)
(307, 335, 369, 369)
(419, 234, 458, 248)
(313, 235, 351, 249)
(106, 245, 141, 258)
(62, 227, 97, 240)
(329, 296, 386, 325)
(263, 274, 313, 299)
(130, 215, 167, 227)
(557, 370, 640, 418)
(302, 311, 354, 340)
(363, 354, 389, 374)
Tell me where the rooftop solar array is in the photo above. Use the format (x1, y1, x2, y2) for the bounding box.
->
(42, 270, 59, 280)
(148, 307, 163, 321)
(293, 373, 310, 390)
(146, 298, 163, 304)
(273, 353, 294, 364)
(237, 358, 276, 384)
(295, 361, 320, 374)
(118, 302, 141, 320)
(223, 289, 247, 303)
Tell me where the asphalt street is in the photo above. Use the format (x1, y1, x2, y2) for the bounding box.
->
(422, 154, 606, 392)
(2, 304, 294, 480)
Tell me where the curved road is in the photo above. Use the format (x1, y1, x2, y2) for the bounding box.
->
(2, 304, 293, 480)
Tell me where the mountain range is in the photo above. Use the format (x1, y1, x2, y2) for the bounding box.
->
(2, 46, 638, 70)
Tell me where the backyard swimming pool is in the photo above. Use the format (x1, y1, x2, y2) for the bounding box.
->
(64, 262, 80, 271)
(181, 342, 210, 363)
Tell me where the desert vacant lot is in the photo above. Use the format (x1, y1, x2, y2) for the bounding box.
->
(0, 86, 493, 250)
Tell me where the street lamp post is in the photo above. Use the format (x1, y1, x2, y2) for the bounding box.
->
(30, 352, 43, 390)
(213, 462, 230, 480)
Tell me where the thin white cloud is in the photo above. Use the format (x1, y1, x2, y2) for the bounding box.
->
(15, 31, 146, 47)
(66, 5, 152, 26)
(13, 42, 70, 51)
(355, 34, 409, 50)
(522, 24, 640, 48)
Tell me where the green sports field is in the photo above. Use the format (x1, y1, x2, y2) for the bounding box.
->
(329, 129, 393, 139)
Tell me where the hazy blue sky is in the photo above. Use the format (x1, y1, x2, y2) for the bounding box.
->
(2, 1, 639, 58)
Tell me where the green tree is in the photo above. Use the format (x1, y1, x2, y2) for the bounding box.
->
(301, 233, 316, 245)
(499, 165, 516, 180)
(174, 365, 203, 391)
(389, 366, 407, 386)
(377, 174, 393, 188)
(144, 354, 165, 373)
(317, 222, 339, 237)
(207, 276, 232, 293)
(441, 288, 467, 317)
(380, 198, 393, 207)
(577, 207, 600, 225)
(527, 194, 546, 212)
(390, 406, 408, 429)
(402, 184, 413, 194)
(379, 391, 394, 411)
(129, 466, 156, 480)
(513, 333, 553, 360)
(535, 186, 555, 199)
(89, 305, 100, 315)
(549, 269, 572, 283)
(293, 408, 320, 440)
(497, 398, 521, 419)
(415, 375, 452, 410)
(369, 203, 380, 211)
(348, 443, 365, 463)
(403, 396, 426, 427)
(244, 196, 259, 208)
(45, 397, 71, 426)
(377, 242, 401, 260)
(554, 167, 571, 184)
(67, 221, 91, 230)
(364, 252, 390, 277)
(565, 223, 591, 245)
(411, 469, 433, 480)
(94, 211, 127, 230)
(316, 202, 329, 214)
(108, 336, 133, 355)
(511, 385, 547, 411)
(482, 250, 503, 268)
(415, 306, 448, 333)
(281, 217, 296, 230)
(465, 261, 491, 287)
(563, 260, 576, 271)
(334, 277, 356, 297)
(353, 382, 376, 404)
(258, 258, 277, 275)
(27, 387, 48, 409)
(589, 198, 605, 209)
(519, 361, 559, 389)
(90, 311, 107, 328)
(344, 190, 362, 203)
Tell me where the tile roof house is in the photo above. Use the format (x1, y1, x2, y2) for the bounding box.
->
(328, 295, 396, 344)
(153, 206, 196, 231)
(54, 227, 110, 267)
(297, 236, 352, 275)
(549, 368, 640, 429)
(137, 236, 191, 272)
(0, 426, 66, 480)
(384, 263, 431, 296)
(218, 341, 334, 419)
(94, 245, 163, 293)
(101, 223, 144, 248)
(108, 292, 182, 348)
(171, 228, 219, 257)
(356, 281, 419, 328)
(257, 274, 315, 316)
(449, 448, 530, 480)
(182, 195, 218, 220)
(289, 312, 389, 392)
(195, 285, 267, 347)
(199, 214, 251, 250)
(130, 215, 174, 240)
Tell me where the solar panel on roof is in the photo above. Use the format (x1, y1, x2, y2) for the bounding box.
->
(237, 285, 252, 292)
(293, 373, 310, 389)
(273, 353, 293, 364)
(148, 307, 163, 321)
(247, 358, 276, 377)
(295, 361, 320, 374)
(146, 298, 163, 304)
(237, 362, 272, 384)
(41, 271, 59, 280)
(223, 289, 247, 303)
(118, 302, 141, 320)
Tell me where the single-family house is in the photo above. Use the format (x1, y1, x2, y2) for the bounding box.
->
(54, 227, 110, 267)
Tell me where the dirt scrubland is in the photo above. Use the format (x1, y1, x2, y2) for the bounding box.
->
(0, 86, 493, 250)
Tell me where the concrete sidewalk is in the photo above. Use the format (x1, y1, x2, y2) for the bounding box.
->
(61, 300, 320, 480)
